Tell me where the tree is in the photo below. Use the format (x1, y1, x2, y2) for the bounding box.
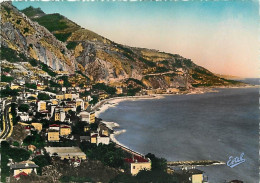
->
(32, 154, 51, 175)
(18, 104, 30, 112)
(37, 93, 50, 100)
(89, 96, 98, 105)
(145, 153, 167, 171)
(8, 147, 30, 162)
(13, 141, 19, 147)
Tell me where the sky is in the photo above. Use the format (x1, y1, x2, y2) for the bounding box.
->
(13, 1, 259, 78)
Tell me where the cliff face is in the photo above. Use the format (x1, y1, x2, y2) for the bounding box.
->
(1, 2, 244, 88)
(1, 2, 76, 74)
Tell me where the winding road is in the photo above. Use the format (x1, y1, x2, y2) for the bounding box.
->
(0, 103, 13, 140)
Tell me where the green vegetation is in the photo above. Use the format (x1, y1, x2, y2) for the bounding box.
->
(58, 76, 71, 87)
(1, 75, 14, 82)
(13, 141, 20, 147)
(89, 95, 98, 105)
(21, 6, 45, 18)
(60, 176, 93, 182)
(154, 66, 169, 73)
(72, 121, 86, 136)
(23, 27, 29, 34)
(127, 87, 141, 96)
(3, 5, 11, 15)
(1, 141, 10, 182)
(25, 83, 37, 89)
(33, 13, 69, 32)
(54, 32, 72, 42)
(23, 131, 45, 148)
(18, 104, 30, 112)
(92, 83, 116, 95)
(11, 103, 18, 125)
(172, 59, 183, 68)
(37, 93, 50, 100)
(183, 59, 193, 67)
(1, 142, 30, 173)
(126, 78, 145, 87)
(145, 153, 167, 171)
(66, 41, 78, 50)
(139, 57, 156, 67)
(39, 62, 57, 77)
(76, 70, 90, 81)
(50, 80, 61, 87)
(111, 170, 178, 183)
(1, 87, 20, 97)
(29, 58, 38, 67)
(80, 142, 125, 169)
(0, 46, 24, 63)
(28, 96, 36, 100)
(44, 87, 59, 94)
(32, 154, 51, 175)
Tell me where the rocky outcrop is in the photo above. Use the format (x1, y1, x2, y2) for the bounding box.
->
(1, 2, 76, 73)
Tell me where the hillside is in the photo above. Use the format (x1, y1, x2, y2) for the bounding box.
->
(2, 2, 245, 89)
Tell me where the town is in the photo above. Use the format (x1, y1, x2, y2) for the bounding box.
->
(0, 48, 241, 183)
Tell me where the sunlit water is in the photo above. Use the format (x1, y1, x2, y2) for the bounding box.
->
(100, 87, 259, 183)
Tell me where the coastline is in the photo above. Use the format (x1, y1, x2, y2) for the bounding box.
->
(94, 85, 257, 148)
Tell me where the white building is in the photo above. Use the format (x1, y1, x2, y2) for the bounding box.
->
(97, 135, 110, 145)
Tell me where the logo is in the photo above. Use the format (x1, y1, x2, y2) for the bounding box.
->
(227, 153, 245, 168)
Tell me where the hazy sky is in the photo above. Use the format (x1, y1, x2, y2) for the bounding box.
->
(13, 1, 259, 78)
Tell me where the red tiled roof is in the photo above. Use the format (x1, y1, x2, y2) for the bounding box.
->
(14, 172, 28, 179)
(124, 156, 149, 163)
(49, 124, 60, 127)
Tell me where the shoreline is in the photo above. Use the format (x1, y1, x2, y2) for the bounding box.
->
(94, 85, 257, 149)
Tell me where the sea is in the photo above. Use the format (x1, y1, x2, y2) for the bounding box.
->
(99, 84, 259, 183)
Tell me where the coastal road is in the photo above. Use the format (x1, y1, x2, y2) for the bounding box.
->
(0, 104, 13, 140)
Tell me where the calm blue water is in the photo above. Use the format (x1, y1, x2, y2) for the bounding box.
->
(100, 88, 259, 183)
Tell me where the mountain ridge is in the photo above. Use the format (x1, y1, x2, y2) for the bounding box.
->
(1, 2, 246, 89)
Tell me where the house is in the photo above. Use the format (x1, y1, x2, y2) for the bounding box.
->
(58, 79, 64, 85)
(18, 112, 30, 122)
(76, 99, 84, 109)
(64, 93, 72, 100)
(174, 169, 205, 183)
(60, 125, 71, 136)
(50, 99, 59, 105)
(31, 123, 42, 132)
(49, 124, 60, 131)
(45, 147, 86, 160)
(80, 136, 90, 142)
(14, 172, 28, 180)
(10, 84, 21, 90)
(10, 161, 39, 177)
(48, 130, 60, 142)
(37, 101, 46, 112)
(124, 156, 151, 175)
(37, 84, 47, 90)
(56, 93, 64, 100)
(90, 133, 98, 144)
(97, 135, 110, 145)
(54, 108, 65, 122)
(79, 111, 95, 124)
(98, 123, 111, 136)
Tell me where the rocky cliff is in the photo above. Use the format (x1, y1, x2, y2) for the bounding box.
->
(1, 2, 76, 74)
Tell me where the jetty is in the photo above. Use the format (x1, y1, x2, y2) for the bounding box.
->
(167, 160, 225, 167)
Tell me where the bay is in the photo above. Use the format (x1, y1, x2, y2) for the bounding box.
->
(100, 88, 259, 183)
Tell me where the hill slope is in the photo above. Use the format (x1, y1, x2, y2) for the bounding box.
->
(2, 3, 245, 89)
